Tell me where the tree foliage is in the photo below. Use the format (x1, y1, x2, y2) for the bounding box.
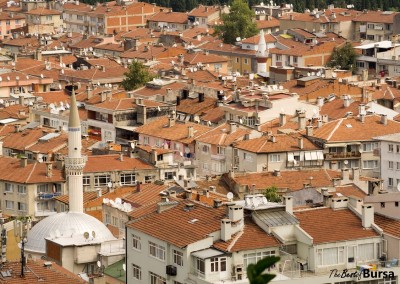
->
(264, 185, 282, 203)
(213, 0, 258, 44)
(121, 61, 155, 91)
(247, 256, 280, 284)
(326, 42, 358, 73)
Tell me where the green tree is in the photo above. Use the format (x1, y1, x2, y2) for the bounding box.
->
(264, 186, 282, 202)
(214, 0, 258, 44)
(247, 256, 280, 284)
(121, 61, 155, 91)
(326, 42, 358, 73)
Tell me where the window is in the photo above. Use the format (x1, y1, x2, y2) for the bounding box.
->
(5, 183, 13, 193)
(389, 161, 394, 169)
(120, 173, 136, 185)
(143, 136, 149, 145)
(46, 15, 52, 20)
(270, 154, 281, 162)
(173, 250, 183, 266)
(17, 202, 26, 211)
(164, 172, 175, 180)
(217, 146, 225, 155)
(276, 55, 282, 61)
(94, 175, 110, 186)
(210, 257, 227, 272)
(242, 152, 252, 162)
(397, 162, 400, 170)
(150, 272, 166, 284)
(202, 163, 209, 170)
(105, 214, 110, 224)
(202, 145, 210, 153)
(358, 243, 374, 261)
(149, 241, 165, 260)
(389, 144, 394, 152)
(196, 258, 205, 275)
(15, 20, 19, 24)
(293, 56, 298, 63)
(363, 160, 378, 169)
(397, 145, 400, 153)
(5, 20, 9, 25)
(83, 176, 90, 186)
(244, 251, 276, 268)
(381, 202, 386, 208)
(367, 24, 374, 29)
(17, 185, 26, 194)
(388, 178, 394, 187)
(396, 202, 399, 207)
(132, 264, 141, 280)
(317, 247, 345, 266)
(244, 58, 248, 64)
(5, 200, 14, 209)
(157, 154, 163, 161)
(236, 57, 239, 63)
(362, 142, 378, 152)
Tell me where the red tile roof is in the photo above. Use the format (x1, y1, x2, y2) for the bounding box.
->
(374, 214, 400, 238)
(83, 154, 154, 173)
(295, 208, 379, 244)
(149, 11, 188, 24)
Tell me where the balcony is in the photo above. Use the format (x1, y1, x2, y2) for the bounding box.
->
(324, 152, 361, 160)
(36, 192, 61, 201)
(211, 154, 226, 161)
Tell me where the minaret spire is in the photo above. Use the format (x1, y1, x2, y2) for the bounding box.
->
(65, 86, 86, 213)
(256, 30, 269, 74)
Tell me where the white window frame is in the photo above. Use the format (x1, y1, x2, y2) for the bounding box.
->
(132, 234, 141, 251)
(150, 272, 166, 284)
(270, 154, 281, 162)
(173, 250, 183, 266)
(363, 160, 378, 169)
(149, 241, 165, 261)
(17, 185, 26, 194)
(132, 263, 141, 280)
(83, 176, 90, 186)
(5, 200, 14, 209)
(5, 183, 13, 193)
(120, 173, 136, 185)
(94, 175, 110, 186)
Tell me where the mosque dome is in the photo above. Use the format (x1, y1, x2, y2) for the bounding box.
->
(25, 212, 115, 254)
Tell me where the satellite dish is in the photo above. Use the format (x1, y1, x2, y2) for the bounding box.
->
(236, 37, 241, 42)
(107, 182, 112, 188)
(207, 121, 212, 126)
(311, 72, 315, 76)
(332, 72, 337, 78)
(61, 69, 64, 74)
(397, 183, 400, 192)
(239, 118, 243, 124)
(92, 231, 96, 238)
(40, 74, 44, 78)
(344, 160, 349, 165)
(123, 264, 126, 271)
(0, 99, 3, 104)
(58, 84, 62, 89)
(157, 106, 161, 111)
(0, 77, 2, 82)
(97, 261, 101, 268)
(60, 101, 64, 107)
(102, 198, 108, 204)
(49, 103, 55, 109)
(65, 103, 70, 109)
(227, 192, 234, 201)
(115, 198, 122, 204)
(279, 85, 283, 90)
(307, 72, 311, 77)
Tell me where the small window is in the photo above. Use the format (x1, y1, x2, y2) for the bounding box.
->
(132, 264, 141, 280)
(173, 250, 183, 266)
(381, 202, 385, 208)
(389, 177, 394, 187)
(395, 202, 399, 207)
(389, 161, 394, 169)
(132, 234, 141, 251)
(389, 144, 394, 152)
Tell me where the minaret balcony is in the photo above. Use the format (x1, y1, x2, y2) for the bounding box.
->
(65, 156, 87, 168)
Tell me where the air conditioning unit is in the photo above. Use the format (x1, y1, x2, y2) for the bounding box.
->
(166, 265, 177, 276)
(232, 264, 244, 280)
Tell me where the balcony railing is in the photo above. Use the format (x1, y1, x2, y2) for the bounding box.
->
(211, 154, 226, 161)
(36, 192, 61, 200)
(324, 152, 361, 160)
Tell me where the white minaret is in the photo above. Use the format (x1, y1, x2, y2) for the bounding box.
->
(65, 88, 86, 213)
(256, 29, 269, 74)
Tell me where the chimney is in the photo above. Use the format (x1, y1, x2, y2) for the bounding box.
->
(322, 114, 329, 123)
(321, 188, 331, 207)
(100, 66, 106, 72)
(343, 96, 350, 108)
(169, 190, 176, 198)
(20, 157, 27, 168)
(228, 205, 243, 222)
(96, 188, 102, 197)
(298, 112, 306, 130)
(341, 168, 349, 183)
(209, 186, 216, 192)
(381, 114, 387, 125)
(229, 122, 237, 134)
(306, 125, 313, 136)
(151, 149, 157, 164)
(144, 45, 149, 52)
(283, 196, 293, 214)
(86, 84, 93, 99)
(101, 92, 107, 102)
(359, 104, 366, 115)
(221, 219, 232, 241)
(168, 117, 175, 127)
(273, 169, 280, 176)
(360, 114, 365, 123)
(279, 113, 286, 126)
(19, 95, 24, 106)
(298, 137, 304, 149)
(14, 124, 21, 133)
(352, 167, 360, 181)
(203, 189, 210, 198)
(119, 153, 123, 161)
(185, 189, 192, 200)
(46, 162, 53, 177)
(136, 181, 141, 192)
(270, 135, 276, 143)
(361, 204, 374, 228)
(317, 119, 323, 128)
(35, 48, 42, 61)
(317, 96, 324, 107)
(0, 141, 3, 155)
(188, 126, 194, 138)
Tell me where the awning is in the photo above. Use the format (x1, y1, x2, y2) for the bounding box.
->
(304, 152, 311, 161)
(115, 125, 137, 131)
(324, 143, 347, 148)
(287, 153, 294, 162)
(317, 152, 324, 160)
(192, 248, 225, 259)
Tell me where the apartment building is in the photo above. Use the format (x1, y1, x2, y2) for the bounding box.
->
(0, 12, 25, 39)
(25, 8, 63, 34)
(148, 11, 189, 32)
(63, 1, 161, 35)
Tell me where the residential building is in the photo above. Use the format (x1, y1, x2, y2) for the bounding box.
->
(188, 5, 225, 28)
(233, 134, 324, 172)
(25, 8, 63, 34)
(195, 122, 251, 176)
(353, 10, 400, 42)
(306, 115, 400, 178)
(148, 11, 189, 32)
(373, 133, 400, 191)
(63, 1, 161, 35)
(0, 12, 25, 39)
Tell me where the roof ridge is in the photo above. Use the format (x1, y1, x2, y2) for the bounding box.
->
(226, 228, 244, 252)
(25, 162, 37, 183)
(326, 118, 343, 141)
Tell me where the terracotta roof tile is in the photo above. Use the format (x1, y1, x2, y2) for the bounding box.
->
(84, 154, 154, 173)
(256, 17, 280, 29)
(127, 201, 226, 248)
(26, 133, 68, 154)
(353, 10, 398, 24)
(196, 123, 251, 146)
(294, 208, 379, 244)
(189, 5, 219, 17)
(176, 96, 216, 115)
(2, 127, 55, 151)
(149, 11, 188, 24)
(213, 218, 280, 252)
(333, 184, 367, 199)
(26, 7, 61, 15)
(374, 214, 400, 238)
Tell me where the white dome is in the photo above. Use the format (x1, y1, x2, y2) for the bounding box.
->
(26, 212, 115, 254)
